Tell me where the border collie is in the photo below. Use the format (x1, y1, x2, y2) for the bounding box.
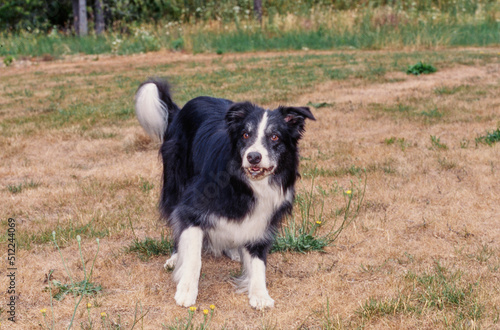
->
(135, 78, 315, 309)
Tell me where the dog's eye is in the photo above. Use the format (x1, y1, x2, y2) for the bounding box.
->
(271, 134, 279, 141)
(243, 132, 250, 139)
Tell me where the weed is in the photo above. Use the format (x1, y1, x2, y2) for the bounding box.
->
(385, 137, 410, 151)
(3, 55, 14, 66)
(51, 280, 102, 301)
(406, 61, 437, 75)
(356, 262, 484, 327)
(324, 68, 352, 80)
(434, 85, 464, 95)
(18, 218, 109, 249)
(438, 157, 457, 170)
(386, 103, 413, 113)
(430, 135, 448, 150)
(127, 234, 174, 261)
(420, 107, 443, 119)
(307, 101, 334, 109)
(475, 128, 500, 146)
(171, 37, 184, 51)
(140, 178, 155, 193)
(6, 179, 41, 194)
(321, 298, 345, 329)
(271, 170, 365, 253)
(358, 294, 416, 320)
(468, 244, 495, 264)
(43, 234, 101, 329)
(163, 305, 215, 330)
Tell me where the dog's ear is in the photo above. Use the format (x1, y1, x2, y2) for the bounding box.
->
(279, 106, 315, 137)
(225, 102, 254, 127)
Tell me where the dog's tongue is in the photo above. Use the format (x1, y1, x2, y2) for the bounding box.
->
(251, 166, 261, 172)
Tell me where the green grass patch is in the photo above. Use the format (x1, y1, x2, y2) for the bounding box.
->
(127, 234, 174, 261)
(17, 218, 109, 249)
(420, 107, 443, 119)
(301, 165, 365, 178)
(434, 85, 466, 95)
(6, 179, 41, 194)
(357, 262, 484, 327)
(2, 50, 496, 136)
(385, 137, 411, 151)
(475, 128, 500, 146)
(430, 135, 448, 150)
(406, 61, 437, 75)
(307, 101, 334, 109)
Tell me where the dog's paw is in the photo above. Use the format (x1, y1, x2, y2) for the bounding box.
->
(249, 291, 275, 310)
(164, 253, 178, 270)
(174, 281, 198, 307)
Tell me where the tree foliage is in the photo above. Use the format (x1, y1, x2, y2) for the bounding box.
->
(0, 0, 495, 32)
(0, 0, 72, 31)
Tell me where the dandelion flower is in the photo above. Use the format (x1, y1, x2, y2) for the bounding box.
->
(87, 303, 92, 308)
(40, 308, 47, 314)
(189, 306, 197, 312)
(210, 304, 215, 310)
(203, 309, 209, 315)
(316, 221, 322, 225)
(346, 190, 352, 195)
(101, 312, 107, 317)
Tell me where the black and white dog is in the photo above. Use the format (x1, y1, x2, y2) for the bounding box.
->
(135, 78, 315, 309)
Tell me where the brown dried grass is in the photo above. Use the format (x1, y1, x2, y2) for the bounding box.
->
(0, 48, 499, 329)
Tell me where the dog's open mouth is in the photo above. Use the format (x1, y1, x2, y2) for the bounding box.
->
(245, 166, 275, 179)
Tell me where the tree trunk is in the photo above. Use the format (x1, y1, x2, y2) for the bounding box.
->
(78, 0, 88, 36)
(72, 0, 79, 35)
(95, 0, 105, 35)
(253, 0, 262, 24)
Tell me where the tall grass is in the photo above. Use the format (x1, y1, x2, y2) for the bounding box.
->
(1, 3, 498, 57)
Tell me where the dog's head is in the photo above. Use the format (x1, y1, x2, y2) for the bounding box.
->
(226, 102, 315, 181)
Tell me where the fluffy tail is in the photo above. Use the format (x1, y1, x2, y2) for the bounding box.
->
(135, 78, 180, 143)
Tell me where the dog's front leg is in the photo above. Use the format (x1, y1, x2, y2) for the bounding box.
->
(172, 226, 203, 307)
(241, 246, 274, 310)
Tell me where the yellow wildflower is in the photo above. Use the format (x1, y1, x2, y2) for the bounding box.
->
(203, 309, 209, 315)
(40, 309, 47, 314)
(316, 221, 322, 225)
(209, 304, 215, 310)
(87, 303, 92, 309)
(101, 312, 107, 317)
(346, 190, 352, 195)
(189, 306, 197, 312)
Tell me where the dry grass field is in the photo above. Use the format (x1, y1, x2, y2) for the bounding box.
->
(1, 47, 499, 329)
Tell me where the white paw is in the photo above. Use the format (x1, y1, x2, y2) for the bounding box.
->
(249, 291, 275, 310)
(174, 281, 198, 307)
(164, 253, 178, 270)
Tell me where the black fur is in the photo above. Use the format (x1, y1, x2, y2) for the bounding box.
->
(136, 78, 315, 307)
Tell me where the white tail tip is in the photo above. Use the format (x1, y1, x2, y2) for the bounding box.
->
(135, 83, 169, 143)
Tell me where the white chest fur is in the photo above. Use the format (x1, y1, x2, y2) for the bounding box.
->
(206, 179, 292, 255)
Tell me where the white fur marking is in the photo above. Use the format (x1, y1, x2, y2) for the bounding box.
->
(207, 181, 287, 255)
(243, 112, 272, 169)
(238, 249, 274, 309)
(164, 252, 178, 270)
(173, 227, 203, 307)
(135, 83, 168, 142)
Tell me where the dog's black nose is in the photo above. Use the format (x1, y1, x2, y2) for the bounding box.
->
(247, 152, 262, 165)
